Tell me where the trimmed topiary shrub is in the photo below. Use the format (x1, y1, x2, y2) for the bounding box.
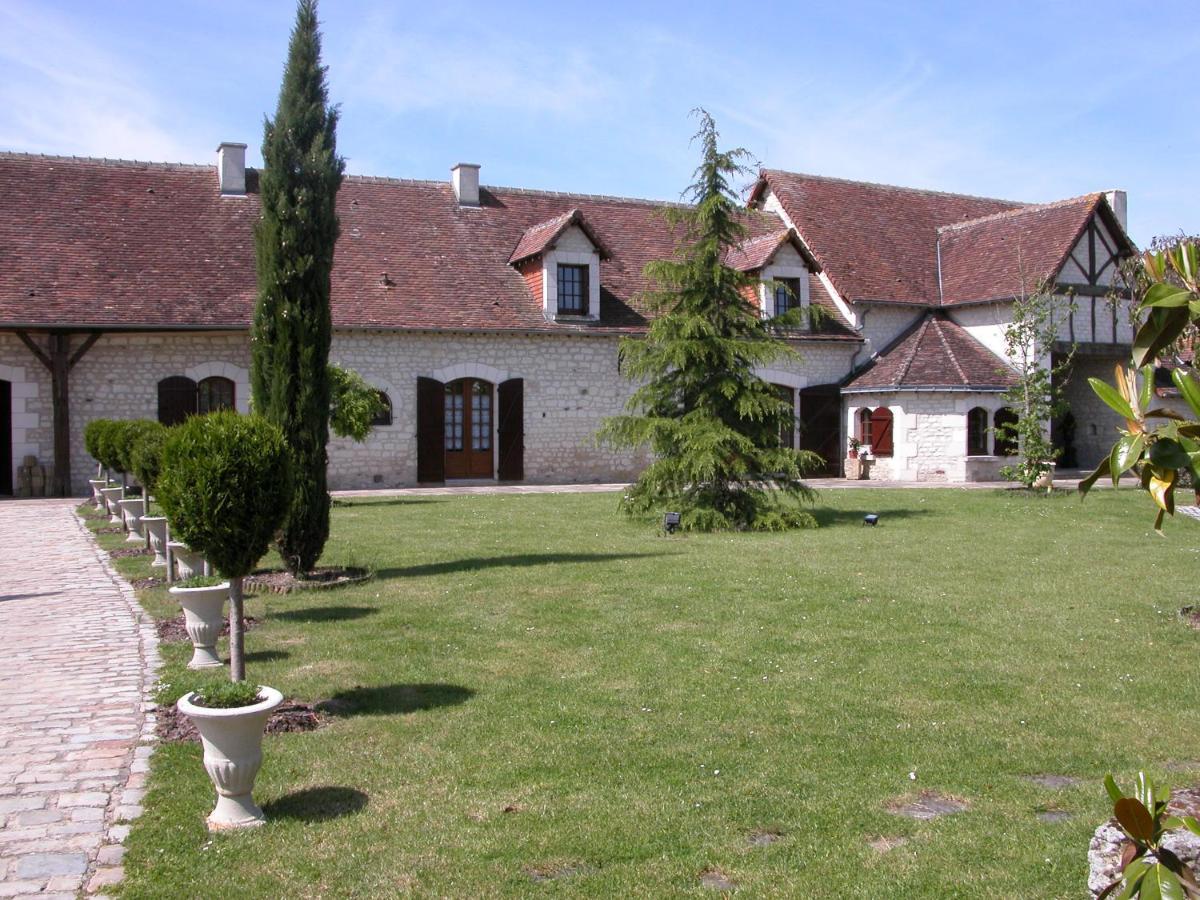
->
(157, 411, 292, 682)
(92, 420, 125, 478)
(129, 421, 169, 497)
(84, 419, 112, 478)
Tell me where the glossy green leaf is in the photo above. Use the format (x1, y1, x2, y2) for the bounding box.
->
(1091, 377, 1136, 421)
(1133, 306, 1190, 369)
(1148, 863, 1185, 900)
(1141, 281, 1193, 308)
(1111, 434, 1147, 483)
(1080, 457, 1113, 497)
(1116, 797, 1156, 842)
(1182, 816, 1200, 837)
(1116, 858, 1152, 900)
(1139, 365, 1155, 413)
(1106, 774, 1126, 805)
(1172, 369, 1200, 419)
(1150, 438, 1192, 470)
(1136, 773, 1156, 815)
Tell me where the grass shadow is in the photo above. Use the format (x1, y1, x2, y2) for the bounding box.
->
(376, 552, 668, 580)
(244, 649, 291, 663)
(316, 683, 474, 717)
(333, 497, 444, 508)
(262, 786, 368, 822)
(810, 507, 934, 528)
(270, 605, 380, 624)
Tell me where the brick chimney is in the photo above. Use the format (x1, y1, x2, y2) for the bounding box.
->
(451, 163, 480, 206)
(217, 142, 247, 195)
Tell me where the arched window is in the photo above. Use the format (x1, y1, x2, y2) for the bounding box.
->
(967, 407, 990, 456)
(372, 391, 393, 427)
(157, 376, 197, 425)
(197, 376, 235, 414)
(993, 408, 1018, 456)
(859, 407, 894, 457)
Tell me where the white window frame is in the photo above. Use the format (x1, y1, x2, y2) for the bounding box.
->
(760, 264, 811, 324)
(544, 251, 600, 321)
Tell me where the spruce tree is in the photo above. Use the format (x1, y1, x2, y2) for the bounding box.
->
(251, 0, 344, 574)
(598, 111, 820, 531)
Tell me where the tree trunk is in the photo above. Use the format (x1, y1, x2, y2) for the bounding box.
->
(229, 575, 246, 683)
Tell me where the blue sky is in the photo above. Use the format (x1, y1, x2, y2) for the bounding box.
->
(1, 0, 1197, 245)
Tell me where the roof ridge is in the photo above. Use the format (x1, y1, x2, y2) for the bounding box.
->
(761, 168, 1027, 208)
(893, 315, 933, 386)
(932, 317, 969, 384)
(0, 150, 212, 171)
(937, 193, 1103, 234)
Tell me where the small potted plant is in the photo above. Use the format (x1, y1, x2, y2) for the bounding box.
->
(848, 437, 862, 459)
(157, 410, 292, 830)
(84, 419, 112, 509)
(175, 681, 285, 829)
(170, 575, 231, 669)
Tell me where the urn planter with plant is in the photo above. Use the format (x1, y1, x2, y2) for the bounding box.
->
(157, 410, 292, 829)
(130, 421, 170, 565)
(170, 575, 231, 669)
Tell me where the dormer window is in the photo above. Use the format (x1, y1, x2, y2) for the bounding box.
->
(557, 264, 589, 316)
(774, 277, 802, 316)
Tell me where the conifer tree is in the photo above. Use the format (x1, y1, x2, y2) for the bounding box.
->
(598, 111, 820, 531)
(251, 0, 344, 574)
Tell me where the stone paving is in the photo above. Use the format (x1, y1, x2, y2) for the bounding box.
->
(0, 499, 159, 899)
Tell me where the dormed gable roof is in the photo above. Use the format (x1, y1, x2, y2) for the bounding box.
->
(0, 152, 834, 336)
(724, 228, 820, 272)
(508, 208, 611, 264)
(752, 169, 1021, 305)
(845, 312, 1017, 392)
(937, 194, 1136, 305)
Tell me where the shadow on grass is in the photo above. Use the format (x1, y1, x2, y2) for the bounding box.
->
(316, 683, 474, 717)
(269, 605, 380, 624)
(376, 552, 667, 580)
(333, 497, 443, 508)
(262, 786, 368, 822)
(244, 649, 291, 663)
(810, 507, 933, 528)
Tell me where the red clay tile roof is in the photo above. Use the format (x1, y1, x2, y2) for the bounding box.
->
(1, 153, 853, 338)
(845, 313, 1016, 391)
(507, 209, 610, 264)
(754, 170, 1023, 304)
(937, 194, 1130, 305)
(723, 229, 818, 272)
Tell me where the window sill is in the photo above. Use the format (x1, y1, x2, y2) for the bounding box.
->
(553, 314, 598, 324)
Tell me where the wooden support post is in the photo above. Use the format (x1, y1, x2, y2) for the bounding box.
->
(15, 330, 103, 497)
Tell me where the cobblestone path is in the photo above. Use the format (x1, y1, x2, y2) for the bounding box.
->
(0, 500, 158, 898)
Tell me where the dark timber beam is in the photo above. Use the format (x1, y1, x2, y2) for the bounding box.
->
(14, 330, 103, 497)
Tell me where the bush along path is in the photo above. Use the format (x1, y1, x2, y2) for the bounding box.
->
(0, 500, 159, 898)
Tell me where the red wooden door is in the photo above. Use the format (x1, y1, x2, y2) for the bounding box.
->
(444, 378, 494, 478)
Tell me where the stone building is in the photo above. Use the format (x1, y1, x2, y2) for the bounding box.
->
(0, 145, 1135, 495)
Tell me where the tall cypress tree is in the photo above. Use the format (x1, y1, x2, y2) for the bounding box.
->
(598, 111, 820, 531)
(251, 0, 344, 574)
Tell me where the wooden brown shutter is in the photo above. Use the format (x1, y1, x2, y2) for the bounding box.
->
(869, 407, 893, 456)
(157, 376, 197, 426)
(497, 378, 524, 481)
(0, 379, 11, 495)
(416, 377, 445, 483)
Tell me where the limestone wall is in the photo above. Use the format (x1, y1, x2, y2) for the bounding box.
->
(0, 329, 856, 495)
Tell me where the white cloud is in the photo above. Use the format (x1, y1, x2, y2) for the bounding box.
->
(0, 3, 202, 161)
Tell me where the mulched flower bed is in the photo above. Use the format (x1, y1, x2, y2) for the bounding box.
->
(155, 615, 260, 643)
(95, 526, 124, 535)
(110, 547, 152, 559)
(156, 699, 322, 743)
(130, 576, 167, 591)
(245, 566, 372, 594)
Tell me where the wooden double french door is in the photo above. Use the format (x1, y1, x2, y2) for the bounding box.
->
(444, 378, 494, 478)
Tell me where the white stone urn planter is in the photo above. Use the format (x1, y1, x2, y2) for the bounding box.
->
(100, 486, 124, 523)
(89, 479, 108, 509)
(170, 582, 230, 669)
(143, 516, 168, 568)
(169, 542, 207, 581)
(177, 686, 283, 830)
(1033, 463, 1056, 491)
(119, 497, 146, 542)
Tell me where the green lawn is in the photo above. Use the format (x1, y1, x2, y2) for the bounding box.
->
(85, 488, 1200, 898)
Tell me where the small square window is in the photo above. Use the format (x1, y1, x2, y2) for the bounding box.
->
(557, 264, 588, 315)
